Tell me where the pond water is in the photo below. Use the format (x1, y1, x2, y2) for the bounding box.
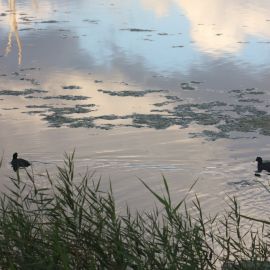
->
(1, 0, 270, 216)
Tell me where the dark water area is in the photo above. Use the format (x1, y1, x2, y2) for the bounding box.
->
(1, 0, 270, 216)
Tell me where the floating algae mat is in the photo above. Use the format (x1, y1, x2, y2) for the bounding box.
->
(97, 89, 166, 97)
(26, 95, 90, 100)
(0, 89, 48, 96)
(18, 90, 270, 140)
(0, 79, 269, 140)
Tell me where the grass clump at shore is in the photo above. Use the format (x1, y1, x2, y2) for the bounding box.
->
(0, 152, 270, 269)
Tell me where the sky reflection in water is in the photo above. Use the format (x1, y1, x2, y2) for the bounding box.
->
(1, 0, 270, 134)
(1, 0, 270, 213)
(1, 0, 270, 72)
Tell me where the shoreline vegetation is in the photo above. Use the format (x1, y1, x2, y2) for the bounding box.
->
(0, 152, 270, 269)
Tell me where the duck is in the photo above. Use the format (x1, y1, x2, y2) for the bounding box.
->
(256, 156, 270, 173)
(11, 152, 31, 172)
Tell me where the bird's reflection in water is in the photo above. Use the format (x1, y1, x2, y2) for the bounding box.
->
(5, 0, 22, 65)
(32, 0, 38, 11)
(5, 0, 38, 65)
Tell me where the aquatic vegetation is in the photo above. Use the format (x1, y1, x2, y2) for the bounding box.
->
(153, 101, 172, 107)
(39, 105, 96, 127)
(172, 45, 184, 48)
(19, 77, 40, 85)
(170, 102, 227, 126)
(229, 104, 267, 116)
(23, 110, 46, 114)
(181, 82, 196, 90)
(42, 113, 77, 127)
(82, 19, 99, 24)
(20, 67, 40, 71)
(40, 20, 59, 24)
(218, 115, 270, 136)
(238, 98, 263, 103)
(26, 104, 53, 109)
(48, 105, 94, 115)
(98, 89, 166, 97)
(62, 85, 82, 90)
(68, 117, 96, 128)
(190, 81, 202, 84)
(190, 130, 230, 141)
(19, 27, 34, 31)
(24, 94, 90, 100)
(43, 95, 90, 100)
(96, 114, 125, 120)
(229, 88, 265, 98)
(0, 88, 47, 96)
(131, 113, 173, 129)
(18, 95, 270, 140)
(2, 107, 19, 110)
(1, 152, 270, 269)
(164, 95, 183, 101)
(120, 28, 154, 32)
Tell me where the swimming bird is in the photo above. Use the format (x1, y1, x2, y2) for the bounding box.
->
(256, 156, 270, 173)
(11, 152, 31, 172)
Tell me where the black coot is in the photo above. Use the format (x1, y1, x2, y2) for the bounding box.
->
(256, 156, 270, 173)
(11, 152, 31, 172)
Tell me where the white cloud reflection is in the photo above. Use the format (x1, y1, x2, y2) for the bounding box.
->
(141, 0, 270, 55)
(140, 0, 172, 17)
(1, 0, 270, 71)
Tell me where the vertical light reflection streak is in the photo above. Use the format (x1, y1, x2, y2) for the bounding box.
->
(5, 0, 22, 65)
(32, 0, 38, 11)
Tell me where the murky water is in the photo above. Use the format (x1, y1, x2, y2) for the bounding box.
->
(1, 0, 270, 216)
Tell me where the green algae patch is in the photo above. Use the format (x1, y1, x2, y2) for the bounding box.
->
(23, 110, 47, 114)
(96, 114, 128, 121)
(238, 99, 263, 103)
(229, 88, 265, 98)
(153, 101, 172, 107)
(68, 118, 96, 128)
(120, 28, 154, 32)
(26, 105, 53, 109)
(41, 114, 76, 127)
(218, 115, 270, 136)
(0, 89, 47, 96)
(190, 130, 230, 141)
(2, 83, 265, 140)
(40, 20, 60, 24)
(43, 95, 89, 100)
(97, 89, 166, 97)
(62, 85, 82, 90)
(2, 107, 19, 110)
(179, 81, 202, 91)
(41, 114, 96, 128)
(25, 95, 90, 100)
(36, 100, 268, 139)
(164, 95, 183, 102)
(229, 105, 267, 116)
(131, 114, 174, 129)
(23, 104, 96, 127)
(48, 105, 94, 115)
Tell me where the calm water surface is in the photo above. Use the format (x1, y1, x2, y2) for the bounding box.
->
(1, 0, 270, 216)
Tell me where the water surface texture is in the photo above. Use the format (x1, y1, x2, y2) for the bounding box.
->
(1, 0, 270, 216)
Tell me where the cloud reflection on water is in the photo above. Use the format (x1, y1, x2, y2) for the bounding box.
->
(1, 0, 270, 217)
(141, 0, 270, 55)
(1, 0, 270, 70)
